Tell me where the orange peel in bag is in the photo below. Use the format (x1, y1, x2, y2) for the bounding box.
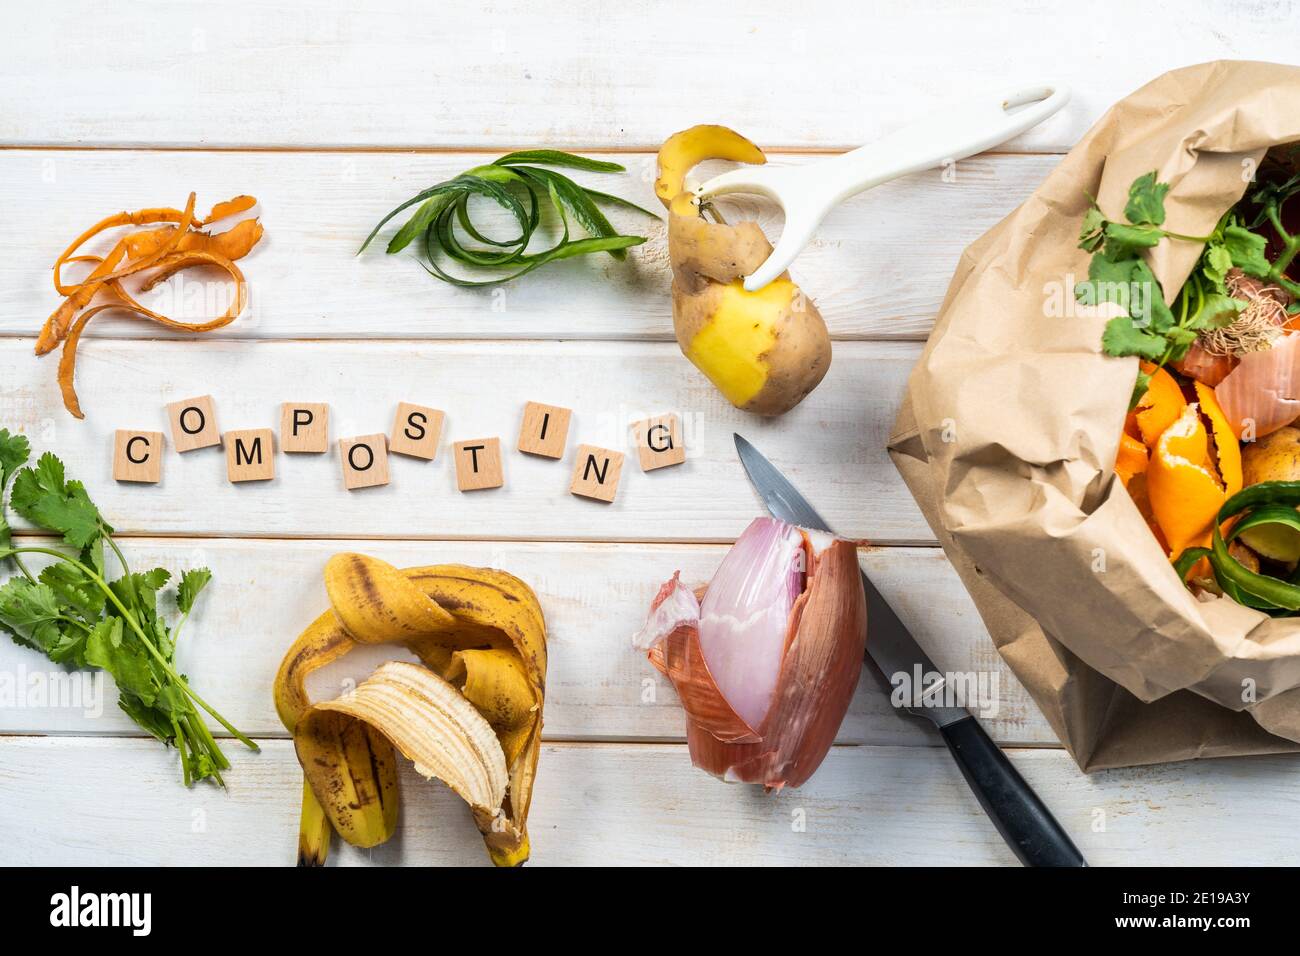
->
(1115, 433, 1150, 486)
(1193, 381, 1242, 497)
(1147, 403, 1229, 558)
(1134, 363, 1187, 448)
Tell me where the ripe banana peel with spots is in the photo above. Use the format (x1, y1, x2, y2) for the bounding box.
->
(657, 125, 831, 417)
(274, 553, 547, 867)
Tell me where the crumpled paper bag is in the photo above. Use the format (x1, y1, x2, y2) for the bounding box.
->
(888, 61, 1300, 770)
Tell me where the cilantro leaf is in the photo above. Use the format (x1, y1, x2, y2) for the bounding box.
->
(116, 693, 175, 744)
(177, 568, 212, 615)
(38, 561, 106, 621)
(0, 429, 30, 556)
(10, 453, 107, 549)
(110, 568, 172, 655)
(140, 568, 171, 590)
(1101, 315, 1168, 361)
(1124, 171, 1169, 226)
(1161, 325, 1200, 363)
(47, 628, 88, 665)
(1222, 224, 1271, 278)
(0, 430, 29, 490)
(1076, 256, 1139, 309)
(1127, 261, 1174, 334)
(85, 616, 160, 707)
(0, 579, 65, 655)
(1188, 293, 1245, 332)
(1203, 242, 1234, 290)
(1078, 207, 1105, 252)
(1102, 221, 1164, 261)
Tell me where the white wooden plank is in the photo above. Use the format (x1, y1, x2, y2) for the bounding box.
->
(0, 538, 1051, 746)
(0, 338, 932, 543)
(2, 1, 1292, 151)
(3, 736, 1298, 865)
(0, 150, 1055, 342)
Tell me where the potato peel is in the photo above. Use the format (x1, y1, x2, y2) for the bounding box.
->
(38, 193, 263, 416)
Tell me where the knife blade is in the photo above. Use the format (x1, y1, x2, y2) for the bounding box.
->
(734, 433, 1086, 867)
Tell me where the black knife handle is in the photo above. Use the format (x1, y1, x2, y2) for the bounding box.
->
(939, 716, 1087, 867)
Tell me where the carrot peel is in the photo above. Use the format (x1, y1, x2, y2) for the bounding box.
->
(37, 194, 263, 417)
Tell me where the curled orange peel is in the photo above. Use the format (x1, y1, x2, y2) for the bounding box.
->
(37, 194, 262, 416)
(1147, 403, 1229, 558)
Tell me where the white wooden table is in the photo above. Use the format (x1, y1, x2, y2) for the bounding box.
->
(2, 0, 1299, 866)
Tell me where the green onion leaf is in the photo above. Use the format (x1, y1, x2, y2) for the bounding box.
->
(494, 150, 626, 172)
(362, 149, 656, 286)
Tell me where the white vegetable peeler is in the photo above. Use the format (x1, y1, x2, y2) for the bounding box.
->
(693, 83, 1070, 291)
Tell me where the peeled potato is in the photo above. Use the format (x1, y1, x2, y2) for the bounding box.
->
(1241, 426, 1300, 486)
(1238, 426, 1300, 562)
(657, 126, 831, 417)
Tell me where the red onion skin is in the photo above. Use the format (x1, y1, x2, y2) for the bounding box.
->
(648, 619, 760, 745)
(1174, 344, 1236, 388)
(678, 537, 867, 789)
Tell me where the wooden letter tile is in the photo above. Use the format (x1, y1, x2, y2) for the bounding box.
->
(225, 428, 276, 483)
(517, 401, 571, 459)
(570, 445, 624, 503)
(113, 430, 164, 483)
(166, 395, 220, 452)
(632, 413, 685, 471)
(339, 434, 391, 490)
(389, 402, 445, 460)
(454, 438, 504, 491)
(280, 403, 329, 453)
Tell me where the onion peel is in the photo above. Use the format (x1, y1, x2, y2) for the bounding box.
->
(646, 594, 761, 744)
(1215, 331, 1300, 440)
(636, 518, 867, 789)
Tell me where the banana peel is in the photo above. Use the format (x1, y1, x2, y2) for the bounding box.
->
(274, 553, 547, 867)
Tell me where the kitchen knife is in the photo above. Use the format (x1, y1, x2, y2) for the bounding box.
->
(734, 433, 1086, 867)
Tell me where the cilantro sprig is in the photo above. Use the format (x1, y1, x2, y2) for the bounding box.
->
(0, 430, 256, 786)
(1076, 170, 1300, 405)
(360, 150, 657, 287)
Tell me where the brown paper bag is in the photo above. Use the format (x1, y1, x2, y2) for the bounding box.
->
(888, 61, 1300, 771)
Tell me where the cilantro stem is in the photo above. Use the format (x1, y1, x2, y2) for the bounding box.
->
(0, 545, 258, 752)
(189, 710, 229, 774)
(1267, 204, 1288, 244)
(0, 473, 34, 583)
(172, 716, 192, 787)
(104, 531, 131, 579)
(173, 607, 194, 648)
